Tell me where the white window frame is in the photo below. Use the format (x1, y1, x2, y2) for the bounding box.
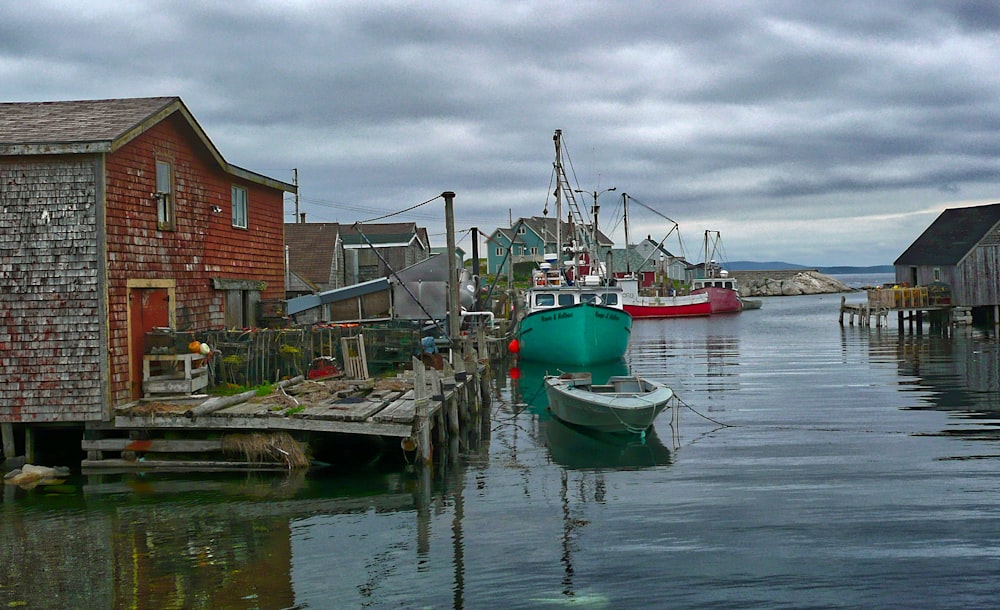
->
(155, 160, 174, 230)
(231, 185, 248, 229)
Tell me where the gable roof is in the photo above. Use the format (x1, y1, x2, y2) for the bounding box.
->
(519, 215, 613, 247)
(341, 222, 422, 247)
(0, 96, 296, 192)
(285, 223, 340, 285)
(895, 203, 1000, 266)
(609, 241, 684, 273)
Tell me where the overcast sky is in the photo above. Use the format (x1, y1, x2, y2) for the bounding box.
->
(5, 1, 1000, 266)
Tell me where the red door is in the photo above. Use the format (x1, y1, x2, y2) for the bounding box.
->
(129, 288, 170, 400)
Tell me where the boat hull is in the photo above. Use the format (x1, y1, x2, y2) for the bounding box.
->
(623, 293, 712, 318)
(544, 374, 673, 433)
(691, 286, 743, 314)
(516, 303, 631, 365)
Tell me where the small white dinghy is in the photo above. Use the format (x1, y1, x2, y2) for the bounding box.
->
(544, 372, 673, 435)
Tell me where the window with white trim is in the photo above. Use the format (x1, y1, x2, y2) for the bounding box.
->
(155, 160, 174, 230)
(231, 185, 248, 228)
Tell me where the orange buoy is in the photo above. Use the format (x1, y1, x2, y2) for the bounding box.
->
(509, 367, 521, 380)
(508, 338, 520, 354)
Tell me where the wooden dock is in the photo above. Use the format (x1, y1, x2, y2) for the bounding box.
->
(839, 287, 956, 331)
(81, 354, 491, 472)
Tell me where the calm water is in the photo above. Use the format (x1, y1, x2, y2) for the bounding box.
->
(5, 277, 1000, 609)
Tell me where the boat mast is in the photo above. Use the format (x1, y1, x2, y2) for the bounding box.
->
(704, 230, 709, 278)
(554, 130, 562, 266)
(623, 193, 631, 275)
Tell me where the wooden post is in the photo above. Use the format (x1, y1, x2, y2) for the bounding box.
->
(24, 427, 34, 464)
(413, 357, 432, 465)
(1, 423, 15, 459)
(442, 191, 461, 359)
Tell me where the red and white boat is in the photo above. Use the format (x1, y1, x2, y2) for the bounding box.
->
(617, 277, 712, 318)
(689, 231, 743, 314)
(690, 271, 743, 314)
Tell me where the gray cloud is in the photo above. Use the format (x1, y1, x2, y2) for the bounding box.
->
(4, 0, 1000, 265)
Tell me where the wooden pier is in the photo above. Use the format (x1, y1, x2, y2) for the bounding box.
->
(839, 286, 956, 331)
(81, 351, 491, 472)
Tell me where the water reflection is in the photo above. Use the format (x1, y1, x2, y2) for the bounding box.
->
(628, 318, 741, 394)
(0, 460, 478, 608)
(867, 327, 1000, 446)
(545, 416, 675, 470)
(509, 357, 630, 411)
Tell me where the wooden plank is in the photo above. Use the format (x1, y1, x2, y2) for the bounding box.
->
(113, 413, 413, 437)
(115, 415, 267, 430)
(81, 459, 290, 471)
(82, 439, 225, 452)
(215, 401, 275, 416)
(373, 395, 417, 424)
(303, 397, 386, 422)
(267, 417, 413, 438)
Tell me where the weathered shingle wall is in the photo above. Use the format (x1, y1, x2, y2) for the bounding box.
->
(0, 157, 104, 422)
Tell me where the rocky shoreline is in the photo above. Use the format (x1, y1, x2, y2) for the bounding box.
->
(735, 270, 853, 297)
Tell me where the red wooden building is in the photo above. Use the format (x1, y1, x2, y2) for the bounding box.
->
(0, 97, 296, 427)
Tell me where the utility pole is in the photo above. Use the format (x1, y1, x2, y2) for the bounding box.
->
(293, 168, 300, 223)
(443, 192, 460, 349)
(471, 227, 480, 311)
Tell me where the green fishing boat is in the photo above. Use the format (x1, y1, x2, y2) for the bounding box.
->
(516, 286, 632, 364)
(511, 129, 632, 364)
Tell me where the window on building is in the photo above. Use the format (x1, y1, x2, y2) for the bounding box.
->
(495, 247, 503, 256)
(155, 160, 174, 230)
(933, 267, 941, 282)
(530, 247, 538, 255)
(231, 185, 248, 228)
(518, 226, 526, 234)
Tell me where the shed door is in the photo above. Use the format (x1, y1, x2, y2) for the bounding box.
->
(129, 288, 170, 400)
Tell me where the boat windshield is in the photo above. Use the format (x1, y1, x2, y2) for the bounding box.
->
(581, 292, 619, 306)
(535, 293, 556, 307)
(558, 293, 575, 306)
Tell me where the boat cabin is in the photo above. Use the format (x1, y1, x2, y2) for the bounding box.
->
(527, 287, 623, 310)
(691, 275, 738, 291)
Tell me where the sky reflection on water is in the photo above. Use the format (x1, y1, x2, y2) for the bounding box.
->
(4, 287, 1000, 608)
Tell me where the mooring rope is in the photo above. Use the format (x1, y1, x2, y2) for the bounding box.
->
(674, 394, 734, 428)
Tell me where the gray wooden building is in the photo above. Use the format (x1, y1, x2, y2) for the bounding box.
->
(894, 202, 1000, 317)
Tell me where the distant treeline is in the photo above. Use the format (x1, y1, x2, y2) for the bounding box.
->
(727, 261, 894, 274)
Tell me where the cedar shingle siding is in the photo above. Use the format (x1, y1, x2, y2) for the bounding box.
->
(0, 158, 105, 421)
(0, 97, 295, 423)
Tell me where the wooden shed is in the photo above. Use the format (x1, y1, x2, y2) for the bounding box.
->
(894, 202, 1000, 316)
(0, 97, 296, 426)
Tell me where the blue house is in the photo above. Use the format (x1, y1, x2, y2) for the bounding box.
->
(486, 216, 614, 275)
